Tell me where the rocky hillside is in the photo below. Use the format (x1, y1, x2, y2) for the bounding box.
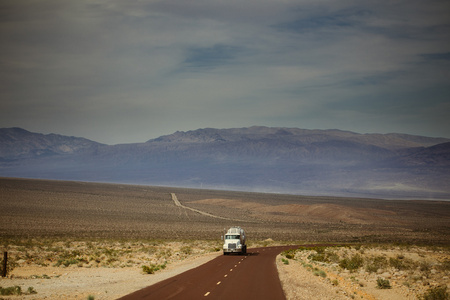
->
(1, 126, 449, 199)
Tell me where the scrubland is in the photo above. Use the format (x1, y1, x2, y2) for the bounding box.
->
(1, 178, 449, 299)
(0, 238, 223, 299)
(278, 244, 449, 299)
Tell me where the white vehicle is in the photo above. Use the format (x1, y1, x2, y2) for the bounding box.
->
(222, 226, 247, 255)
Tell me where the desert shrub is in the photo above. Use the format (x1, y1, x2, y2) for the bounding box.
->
(420, 261, 432, 272)
(157, 249, 172, 259)
(339, 254, 363, 272)
(303, 263, 313, 269)
(312, 246, 327, 254)
(314, 247, 326, 254)
(0, 285, 22, 295)
(87, 295, 95, 300)
(313, 269, 327, 278)
(142, 265, 157, 274)
(262, 239, 274, 247)
(54, 258, 79, 267)
(141, 246, 157, 255)
(159, 262, 167, 270)
(365, 263, 377, 273)
(438, 260, 450, 272)
(282, 249, 296, 260)
(389, 255, 412, 270)
(365, 256, 388, 273)
(281, 258, 289, 265)
(31, 274, 50, 279)
(180, 246, 192, 255)
(420, 285, 449, 300)
(296, 246, 326, 253)
(106, 257, 119, 265)
(376, 278, 391, 289)
(298, 246, 344, 264)
(0, 285, 35, 295)
(86, 241, 94, 249)
(142, 262, 167, 274)
(308, 252, 328, 263)
(325, 251, 340, 263)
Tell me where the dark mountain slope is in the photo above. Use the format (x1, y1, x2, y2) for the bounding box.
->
(396, 142, 450, 166)
(1, 126, 449, 199)
(0, 127, 105, 160)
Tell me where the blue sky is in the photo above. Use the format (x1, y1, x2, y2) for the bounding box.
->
(1, 0, 449, 144)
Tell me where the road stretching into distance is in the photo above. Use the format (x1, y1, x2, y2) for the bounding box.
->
(170, 193, 242, 221)
(119, 245, 298, 300)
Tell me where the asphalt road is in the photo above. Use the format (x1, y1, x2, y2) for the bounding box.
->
(119, 245, 298, 300)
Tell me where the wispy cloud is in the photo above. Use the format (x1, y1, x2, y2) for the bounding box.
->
(420, 52, 450, 61)
(183, 44, 245, 70)
(0, 0, 449, 144)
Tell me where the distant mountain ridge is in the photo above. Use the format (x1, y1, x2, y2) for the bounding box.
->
(1, 126, 450, 199)
(150, 126, 448, 149)
(0, 127, 103, 160)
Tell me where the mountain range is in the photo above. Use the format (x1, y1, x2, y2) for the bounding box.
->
(1, 126, 450, 199)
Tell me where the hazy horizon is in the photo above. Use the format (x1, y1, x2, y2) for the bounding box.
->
(3, 125, 450, 146)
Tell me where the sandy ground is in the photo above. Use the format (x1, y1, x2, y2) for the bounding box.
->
(2, 178, 449, 244)
(3, 244, 448, 299)
(1, 252, 221, 299)
(276, 245, 450, 300)
(1, 179, 449, 299)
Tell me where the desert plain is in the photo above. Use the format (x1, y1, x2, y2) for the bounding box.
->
(0, 177, 449, 299)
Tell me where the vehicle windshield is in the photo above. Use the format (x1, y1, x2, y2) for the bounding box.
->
(225, 235, 240, 240)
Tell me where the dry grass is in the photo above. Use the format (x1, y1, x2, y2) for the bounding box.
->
(1, 177, 449, 299)
(278, 244, 450, 299)
(0, 238, 223, 299)
(0, 238, 222, 271)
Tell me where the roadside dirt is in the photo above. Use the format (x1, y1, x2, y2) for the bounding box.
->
(276, 244, 450, 300)
(1, 248, 221, 299)
(1, 242, 449, 299)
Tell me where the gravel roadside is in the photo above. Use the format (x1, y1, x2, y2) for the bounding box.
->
(1, 252, 221, 299)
